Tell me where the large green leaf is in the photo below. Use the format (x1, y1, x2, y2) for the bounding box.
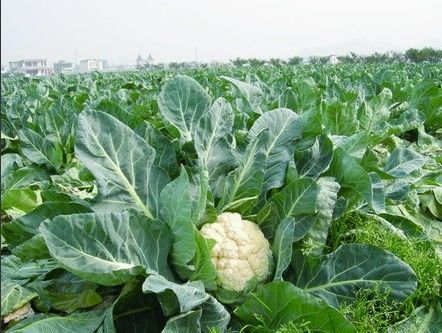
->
(11, 235, 50, 260)
(296, 135, 334, 179)
(159, 167, 195, 277)
(189, 167, 213, 227)
(39, 100, 77, 146)
(18, 128, 62, 170)
(189, 231, 217, 288)
(163, 310, 202, 333)
(1, 279, 38, 316)
(329, 148, 384, 212)
(409, 81, 442, 131)
(221, 76, 264, 115)
(368, 171, 385, 213)
(137, 122, 179, 176)
(259, 178, 318, 235)
(306, 177, 340, 256)
(300, 243, 417, 307)
(388, 305, 442, 333)
(1, 153, 23, 181)
(379, 108, 425, 143)
(2, 166, 50, 190)
(194, 97, 235, 181)
(322, 101, 359, 135)
(39, 211, 173, 286)
(1, 256, 57, 284)
(158, 75, 211, 143)
(420, 191, 442, 220)
(143, 275, 208, 315)
(297, 107, 323, 138)
(234, 281, 356, 333)
(272, 217, 295, 280)
(332, 132, 369, 161)
(91, 98, 141, 129)
(359, 88, 392, 134)
(1, 188, 40, 217)
(5, 311, 106, 333)
(384, 147, 427, 178)
(217, 130, 269, 213)
(2, 201, 92, 248)
(75, 110, 169, 218)
(142, 275, 230, 331)
(248, 108, 302, 191)
(273, 178, 318, 218)
(1, 153, 23, 190)
(28, 271, 102, 314)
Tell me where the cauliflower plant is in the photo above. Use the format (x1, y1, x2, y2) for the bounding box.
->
(200, 212, 273, 292)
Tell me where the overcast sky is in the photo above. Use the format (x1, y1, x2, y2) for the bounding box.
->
(2, 0, 441, 65)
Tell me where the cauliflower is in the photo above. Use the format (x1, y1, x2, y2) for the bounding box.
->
(200, 212, 273, 292)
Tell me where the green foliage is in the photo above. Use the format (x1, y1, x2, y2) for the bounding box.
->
(1, 63, 440, 332)
(234, 281, 356, 333)
(339, 287, 406, 333)
(329, 212, 442, 308)
(404, 47, 442, 63)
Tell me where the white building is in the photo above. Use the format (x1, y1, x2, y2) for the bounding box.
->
(103, 64, 136, 72)
(53, 60, 74, 74)
(8, 59, 51, 76)
(79, 59, 108, 72)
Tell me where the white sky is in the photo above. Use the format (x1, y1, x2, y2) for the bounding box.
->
(1, 0, 441, 65)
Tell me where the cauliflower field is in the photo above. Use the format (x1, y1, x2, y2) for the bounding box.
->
(1, 64, 441, 332)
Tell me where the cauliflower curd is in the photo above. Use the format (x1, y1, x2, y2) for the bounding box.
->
(200, 212, 273, 292)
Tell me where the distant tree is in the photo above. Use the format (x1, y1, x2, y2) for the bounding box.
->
(389, 51, 405, 63)
(309, 56, 329, 64)
(168, 62, 179, 69)
(231, 58, 249, 66)
(231, 47, 441, 67)
(405, 48, 423, 62)
(308, 56, 319, 64)
(337, 55, 355, 64)
(364, 52, 391, 63)
(248, 58, 266, 66)
(287, 56, 303, 65)
(336, 48, 441, 64)
(269, 58, 285, 66)
(405, 47, 442, 63)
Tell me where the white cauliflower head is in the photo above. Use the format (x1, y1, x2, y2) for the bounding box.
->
(200, 212, 273, 292)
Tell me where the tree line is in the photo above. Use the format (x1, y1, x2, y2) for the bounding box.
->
(230, 47, 442, 65)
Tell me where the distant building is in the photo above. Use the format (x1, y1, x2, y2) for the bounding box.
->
(136, 53, 154, 68)
(328, 55, 340, 65)
(79, 59, 108, 72)
(1, 65, 7, 74)
(54, 60, 74, 74)
(103, 64, 136, 72)
(8, 59, 51, 76)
